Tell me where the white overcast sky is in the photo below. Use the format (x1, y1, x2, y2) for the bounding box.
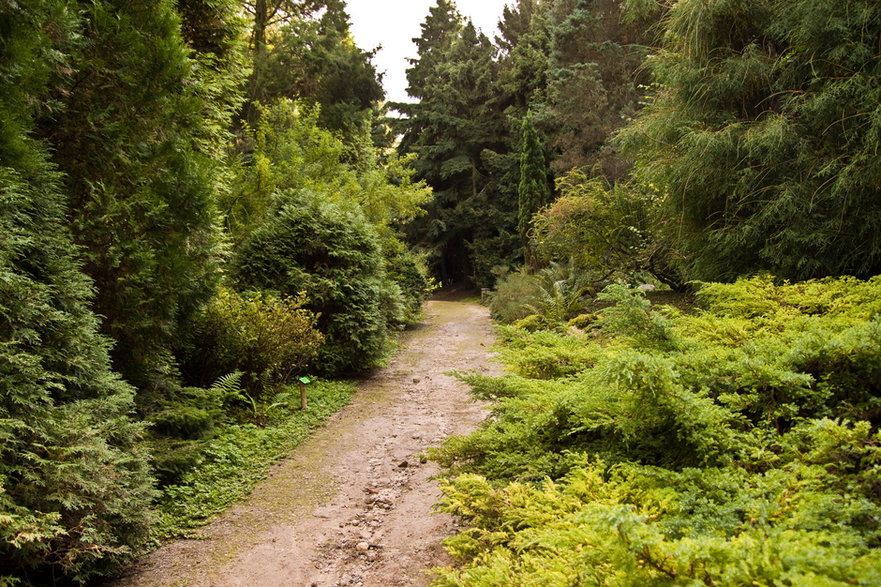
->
(345, 0, 512, 104)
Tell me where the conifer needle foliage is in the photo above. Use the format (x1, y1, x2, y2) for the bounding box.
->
(621, 0, 881, 281)
(433, 276, 881, 585)
(0, 4, 154, 581)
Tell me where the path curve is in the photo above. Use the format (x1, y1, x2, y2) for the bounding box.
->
(113, 299, 499, 586)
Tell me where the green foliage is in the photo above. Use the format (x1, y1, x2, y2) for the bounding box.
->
(0, 5, 155, 581)
(496, 327, 599, 380)
(490, 262, 593, 329)
(231, 190, 391, 374)
(621, 0, 881, 281)
(432, 275, 881, 584)
(489, 268, 545, 324)
(524, 262, 595, 327)
(155, 379, 354, 539)
(188, 287, 323, 393)
(37, 0, 223, 390)
(534, 0, 652, 177)
(517, 115, 551, 258)
(246, 0, 383, 138)
(532, 171, 655, 282)
(398, 14, 517, 286)
(383, 238, 434, 325)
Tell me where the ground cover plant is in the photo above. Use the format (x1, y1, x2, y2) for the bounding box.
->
(155, 379, 354, 540)
(432, 276, 881, 585)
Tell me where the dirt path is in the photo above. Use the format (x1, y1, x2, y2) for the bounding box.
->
(113, 299, 499, 587)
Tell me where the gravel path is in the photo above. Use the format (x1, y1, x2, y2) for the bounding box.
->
(112, 298, 499, 587)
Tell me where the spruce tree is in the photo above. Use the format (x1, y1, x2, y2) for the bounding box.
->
(622, 0, 881, 280)
(496, 0, 552, 117)
(538, 0, 651, 178)
(399, 8, 517, 285)
(0, 3, 154, 581)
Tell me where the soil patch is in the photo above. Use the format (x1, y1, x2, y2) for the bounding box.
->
(111, 299, 500, 586)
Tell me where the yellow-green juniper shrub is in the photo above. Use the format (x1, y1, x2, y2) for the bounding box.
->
(433, 276, 881, 585)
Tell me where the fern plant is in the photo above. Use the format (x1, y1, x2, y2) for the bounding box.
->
(524, 261, 594, 326)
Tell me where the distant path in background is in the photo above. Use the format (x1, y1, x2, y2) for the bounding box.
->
(113, 297, 500, 587)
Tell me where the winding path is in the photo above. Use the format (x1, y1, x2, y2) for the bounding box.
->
(113, 298, 499, 586)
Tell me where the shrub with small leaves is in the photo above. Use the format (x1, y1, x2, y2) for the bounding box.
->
(191, 287, 323, 393)
(433, 275, 881, 585)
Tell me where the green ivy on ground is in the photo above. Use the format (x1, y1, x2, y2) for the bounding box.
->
(432, 275, 881, 586)
(154, 380, 354, 540)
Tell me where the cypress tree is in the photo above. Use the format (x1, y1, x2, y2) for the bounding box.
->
(517, 114, 552, 262)
(37, 0, 223, 391)
(622, 0, 881, 281)
(0, 2, 154, 581)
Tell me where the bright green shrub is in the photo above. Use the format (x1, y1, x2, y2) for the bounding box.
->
(434, 275, 881, 585)
(190, 287, 323, 392)
(496, 327, 598, 379)
(566, 313, 598, 331)
(231, 190, 391, 374)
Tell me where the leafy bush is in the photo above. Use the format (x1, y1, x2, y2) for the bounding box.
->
(188, 287, 323, 392)
(492, 263, 594, 328)
(432, 275, 881, 585)
(524, 262, 595, 326)
(232, 190, 392, 374)
(531, 172, 652, 281)
(384, 237, 434, 325)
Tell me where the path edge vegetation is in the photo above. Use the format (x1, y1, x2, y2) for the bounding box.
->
(429, 277, 881, 585)
(4, 0, 881, 584)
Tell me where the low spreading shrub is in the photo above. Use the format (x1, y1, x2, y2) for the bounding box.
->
(432, 276, 881, 585)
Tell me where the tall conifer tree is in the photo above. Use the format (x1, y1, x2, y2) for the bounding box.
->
(37, 0, 223, 391)
(622, 0, 881, 280)
(399, 5, 518, 285)
(518, 114, 552, 263)
(0, 3, 154, 581)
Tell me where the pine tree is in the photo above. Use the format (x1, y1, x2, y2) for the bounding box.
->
(0, 3, 154, 581)
(621, 0, 881, 281)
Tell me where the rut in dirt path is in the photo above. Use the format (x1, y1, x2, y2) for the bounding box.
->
(112, 299, 500, 587)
